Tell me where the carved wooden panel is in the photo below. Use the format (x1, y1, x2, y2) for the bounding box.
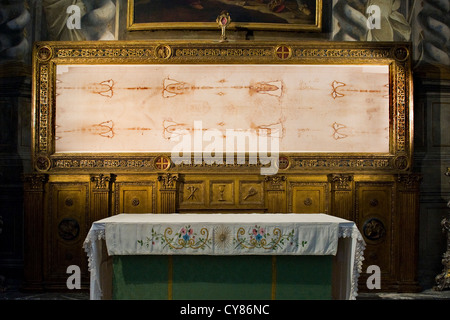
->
(265, 175, 287, 213)
(47, 182, 89, 285)
(116, 183, 155, 214)
(329, 174, 353, 220)
(179, 180, 206, 207)
(178, 176, 266, 212)
(239, 180, 264, 207)
(23, 174, 46, 289)
(289, 182, 328, 214)
(210, 180, 234, 206)
(356, 182, 395, 288)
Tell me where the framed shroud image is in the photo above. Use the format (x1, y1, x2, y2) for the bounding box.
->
(127, 0, 322, 32)
(27, 41, 422, 293)
(32, 41, 413, 174)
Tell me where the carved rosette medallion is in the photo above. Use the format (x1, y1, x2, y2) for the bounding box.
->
(393, 46, 409, 62)
(37, 46, 52, 61)
(154, 156, 171, 171)
(155, 45, 172, 59)
(132, 198, 140, 207)
(65, 198, 74, 207)
(58, 218, 80, 241)
(35, 155, 51, 172)
(275, 45, 292, 60)
(363, 218, 386, 242)
(394, 155, 409, 171)
(277, 156, 291, 170)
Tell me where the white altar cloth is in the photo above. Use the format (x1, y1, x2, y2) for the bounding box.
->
(83, 213, 365, 300)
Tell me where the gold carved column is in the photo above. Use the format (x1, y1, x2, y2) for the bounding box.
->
(264, 175, 286, 213)
(23, 174, 47, 290)
(90, 174, 114, 222)
(396, 173, 422, 292)
(329, 174, 354, 221)
(158, 173, 178, 213)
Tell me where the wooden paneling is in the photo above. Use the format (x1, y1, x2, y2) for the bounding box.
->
(46, 182, 89, 287)
(117, 185, 154, 214)
(289, 182, 328, 214)
(356, 182, 395, 289)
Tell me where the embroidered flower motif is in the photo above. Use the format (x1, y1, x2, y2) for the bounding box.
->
(251, 225, 265, 242)
(235, 226, 301, 251)
(138, 226, 211, 251)
(181, 227, 194, 242)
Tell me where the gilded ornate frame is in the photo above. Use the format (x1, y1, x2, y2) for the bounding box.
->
(126, 0, 322, 32)
(32, 41, 413, 174)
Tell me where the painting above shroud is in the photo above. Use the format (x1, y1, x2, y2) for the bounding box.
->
(128, 0, 322, 31)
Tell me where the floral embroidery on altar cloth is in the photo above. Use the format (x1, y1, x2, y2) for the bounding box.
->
(137, 224, 308, 253)
(137, 225, 212, 251)
(234, 225, 307, 251)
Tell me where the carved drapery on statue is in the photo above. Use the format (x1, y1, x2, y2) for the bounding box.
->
(434, 169, 450, 291)
(42, 0, 116, 41)
(0, 0, 30, 60)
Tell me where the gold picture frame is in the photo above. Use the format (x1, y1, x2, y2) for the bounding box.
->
(127, 0, 322, 32)
(31, 40, 413, 174)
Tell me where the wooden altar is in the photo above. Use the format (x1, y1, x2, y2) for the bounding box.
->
(83, 213, 364, 300)
(24, 40, 421, 293)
